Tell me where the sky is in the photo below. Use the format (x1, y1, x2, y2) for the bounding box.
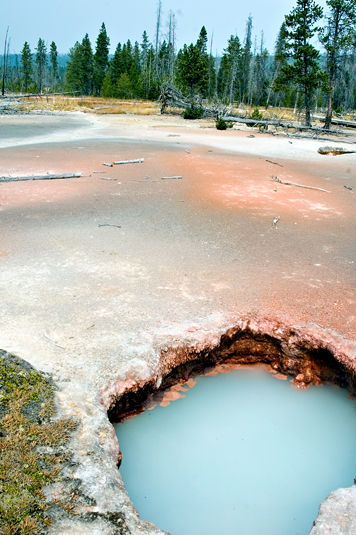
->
(1, 0, 328, 56)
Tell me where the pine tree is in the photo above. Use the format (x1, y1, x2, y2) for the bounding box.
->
(133, 42, 141, 72)
(158, 41, 169, 78)
(267, 22, 288, 108)
(177, 43, 209, 102)
(49, 41, 58, 86)
(116, 72, 132, 98)
(274, 0, 326, 126)
(197, 26, 208, 55)
(66, 41, 84, 93)
(111, 43, 123, 86)
(94, 23, 110, 95)
(141, 31, 150, 67)
(196, 26, 209, 97)
(81, 34, 94, 95)
(320, 0, 356, 128)
(21, 41, 33, 93)
(140, 33, 152, 97)
(101, 73, 113, 97)
(217, 35, 241, 103)
(35, 38, 47, 94)
(253, 33, 269, 106)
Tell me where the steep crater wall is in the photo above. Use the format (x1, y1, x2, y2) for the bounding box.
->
(108, 320, 356, 424)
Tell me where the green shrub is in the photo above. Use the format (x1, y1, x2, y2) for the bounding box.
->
(183, 107, 204, 120)
(101, 73, 114, 98)
(251, 108, 263, 120)
(216, 118, 228, 130)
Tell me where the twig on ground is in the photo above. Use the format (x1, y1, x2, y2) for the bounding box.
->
(161, 176, 183, 180)
(271, 175, 330, 193)
(42, 330, 66, 350)
(103, 163, 113, 167)
(114, 159, 144, 165)
(266, 160, 283, 167)
(0, 173, 82, 183)
(100, 177, 117, 180)
(98, 224, 121, 228)
(344, 185, 353, 191)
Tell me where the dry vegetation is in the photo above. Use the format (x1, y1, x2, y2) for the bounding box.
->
(231, 104, 355, 123)
(15, 95, 301, 121)
(13, 96, 354, 128)
(17, 96, 161, 115)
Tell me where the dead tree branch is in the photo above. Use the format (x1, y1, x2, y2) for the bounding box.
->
(0, 172, 82, 183)
(114, 159, 144, 165)
(271, 175, 330, 193)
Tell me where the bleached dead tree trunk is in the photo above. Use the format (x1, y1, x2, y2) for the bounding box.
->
(154, 0, 162, 80)
(2, 27, 9, 96)
(168, 10, 176, 82)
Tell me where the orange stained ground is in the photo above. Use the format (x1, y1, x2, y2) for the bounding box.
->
(1, 133, 355, 340)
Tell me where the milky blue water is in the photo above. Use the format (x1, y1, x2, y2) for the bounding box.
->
(114, 366, 356, 535)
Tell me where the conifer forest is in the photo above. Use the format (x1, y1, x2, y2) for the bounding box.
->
(2, 0, 356, 128)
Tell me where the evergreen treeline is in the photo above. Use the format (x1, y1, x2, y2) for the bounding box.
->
(2, 0, 356, 126)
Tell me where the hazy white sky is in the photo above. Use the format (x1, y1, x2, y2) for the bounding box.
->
(1, 0, 328, 56)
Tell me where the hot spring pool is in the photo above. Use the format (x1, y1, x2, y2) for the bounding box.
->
(115, 365, 356, 535)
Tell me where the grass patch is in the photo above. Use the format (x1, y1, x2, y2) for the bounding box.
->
(0, 351, 76, 535)
(16, 96, 160, 115)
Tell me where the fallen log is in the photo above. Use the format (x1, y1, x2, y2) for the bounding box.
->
(0, 91, 79, 99)
(271, 175, 330, 193)
(317, 146, 356, 155)
(114, 159, 144, 165)
(223, 116, 347, 135)
(288, 134, 356, 144)
(315, 116, 356, 129)
(0, 172, 82, 183)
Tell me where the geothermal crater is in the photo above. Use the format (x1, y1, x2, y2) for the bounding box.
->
(108, 320, 354, 424)
(108, 318, 356, 535)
